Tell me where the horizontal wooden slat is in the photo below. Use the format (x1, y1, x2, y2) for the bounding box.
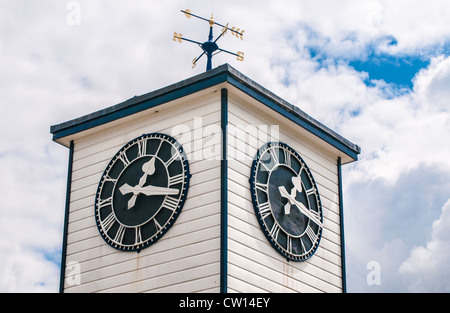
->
(228, 235, 342, 291)
(228, 99, 338, 173)
(67, 202, 221, 257)
(63, 85, 345, 293)
(227, 173, 342, 244)
(227, 204, 342, 268)
(72, 108, 221, 173)
(64, 93, 224, 293)
(226, 96, 343, 293)
(67, 256, 220, 293)
(66, 239, 220, 292)
(73, 89, 221, 152)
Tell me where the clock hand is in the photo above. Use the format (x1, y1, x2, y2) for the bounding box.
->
(120, 183, 179, 210)
(284, 175, 321, 225)
(127, 157, 157, 210)
(138, 157, 156, 187)
(278, 186, 292, 215)
(291, 175, 302, 195)
(292, 197, 323, 228)
(119, 183, 179, 197)
(278, 185, 323, 228)
(279, 176, 305, 215)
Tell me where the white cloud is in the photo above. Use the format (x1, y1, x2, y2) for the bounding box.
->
(399, 199, 450, 292)
(0, 148, 66, 292)
(414, 55, 450, 111)
(340, 55, 450, 185)
(375, 0, 450, 54)
(339, 53, 450, 292)
(344, 162, 450, 292)
(0, 244, 60, 293)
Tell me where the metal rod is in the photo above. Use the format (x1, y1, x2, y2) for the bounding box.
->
(179, 37, 202, 45)
(181, 9, 244, 36)
(217, 47, 239, 57)
(181, 9, 210, 24)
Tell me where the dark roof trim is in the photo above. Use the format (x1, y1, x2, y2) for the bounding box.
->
(50, 68, 228, 141)
(224, 66, 361, 160)
(50, 64, 360, 160)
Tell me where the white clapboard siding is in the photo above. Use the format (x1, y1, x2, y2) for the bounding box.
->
(61, 79, 348, 293)
(64, 90, 222, 293)
(226, 91, 343, 293)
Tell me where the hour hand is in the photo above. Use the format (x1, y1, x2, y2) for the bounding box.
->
(278, 186, 292, 215)
(138, 158, 156, 187)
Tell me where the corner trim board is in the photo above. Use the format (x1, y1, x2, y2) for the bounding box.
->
(220, 88, 228, 293)
(59, 140, 74, 293)
(337, 157, 347, 293)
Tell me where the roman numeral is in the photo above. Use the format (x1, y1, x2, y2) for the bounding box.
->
(259, 160, 272, 172)
(268, 147, 279, 166)
(269, 223, 281, 241)
(154, 139, 164, 157)
(300, 238, 306, 254)
(103, 174, 117, 184)
(165, 152, 179, 167)
(163, 196, 179, 212)
(118, 152, 130, 166)
(154, 219, 163, 232)
(98, 197, 112, 209)
(309, 209, 320, 220)
(114, 225, 126, 244)
(305, 225, 318, 244)
(259, 202, 272, 220)
(283, 149, 291, 167)
(296, 163, 305, 176)
(306, 187, 316, 196)
(255, 182, 268, 193)
(135, 227, 142, 245)
(169, 174, 184, 186)
(286, 235, 293, 254)
(137, 139, 147, 157)
(101, 212, 116, 233)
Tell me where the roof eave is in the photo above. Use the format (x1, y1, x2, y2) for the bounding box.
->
(50, 64, 360, 162)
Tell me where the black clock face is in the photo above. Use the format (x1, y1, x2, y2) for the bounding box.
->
(95, 133, 190, 252)
(250, 142, 323, 261)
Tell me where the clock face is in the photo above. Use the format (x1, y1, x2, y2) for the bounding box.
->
(250, 142, 323, 261)
(94, 133, 190, 252)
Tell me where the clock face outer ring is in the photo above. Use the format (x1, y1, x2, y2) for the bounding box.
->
(94, 133, 190, 252)
(250, 141, 323, 262)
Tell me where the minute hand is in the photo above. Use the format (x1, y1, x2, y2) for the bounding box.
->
(278, 186, 323, 228)
(119, 184, 179, 197)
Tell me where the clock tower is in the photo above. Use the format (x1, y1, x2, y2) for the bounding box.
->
(51, 64, 360, 293)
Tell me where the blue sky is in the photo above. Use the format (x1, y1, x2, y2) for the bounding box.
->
(350, 53, 430, 88)
(1, 0, 450, 292)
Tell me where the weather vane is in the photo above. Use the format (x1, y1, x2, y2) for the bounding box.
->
(173, 9, 245, 71)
